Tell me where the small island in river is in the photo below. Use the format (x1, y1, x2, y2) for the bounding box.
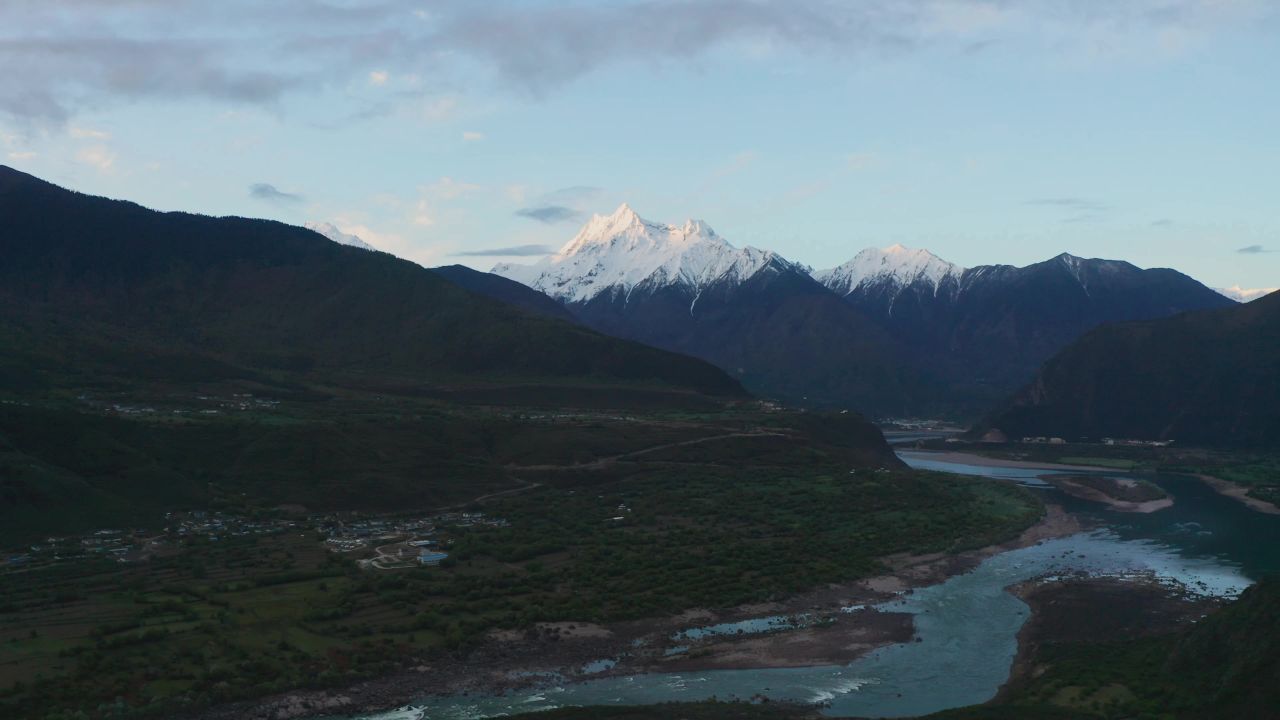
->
(1041, 474, 1173, 513)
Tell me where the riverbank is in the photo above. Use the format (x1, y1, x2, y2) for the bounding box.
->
(1042, 475, 1173, 513)
(1193, 473, 1280, 515)
(195, 501, 1083, 720)
(998, 575, 1226, 703)
(898, 450, 1117, 472)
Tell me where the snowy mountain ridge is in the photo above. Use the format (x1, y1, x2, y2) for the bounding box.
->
(813, 244, 964, 297)
(494, 204, 799, 304)
(305, 221, 375, 251)
(492, 205, 1230, 313)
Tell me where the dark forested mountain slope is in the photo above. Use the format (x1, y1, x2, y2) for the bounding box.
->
(431, 264, 577, 322)
(942, 254, 1234, 385)
(982, 290, 1280, 446)
(564, 263, 933, 415)
(0, 165, 743, 400)
(1166, 575, 1280, 716)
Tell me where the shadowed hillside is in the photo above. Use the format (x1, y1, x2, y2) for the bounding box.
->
(431, 264, 579, 322)
(982, 290, 1280, 447)
(0, 165, 743, 401)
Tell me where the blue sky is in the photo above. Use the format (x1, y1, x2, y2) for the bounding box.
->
(2, 1, 1277, 290)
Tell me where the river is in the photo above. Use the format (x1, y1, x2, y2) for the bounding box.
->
(334, 451, 1279, 719)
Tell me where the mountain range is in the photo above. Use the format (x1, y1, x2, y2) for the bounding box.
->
(496, 205, 932, 415)
(493, 204, 1235, 417)
(0, 166, 745, 404)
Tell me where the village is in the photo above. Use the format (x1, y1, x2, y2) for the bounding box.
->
(1, 508, 508, 575)
(315, 511, 509, 570)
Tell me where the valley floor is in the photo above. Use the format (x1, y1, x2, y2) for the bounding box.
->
(195, 503, 1080, 720)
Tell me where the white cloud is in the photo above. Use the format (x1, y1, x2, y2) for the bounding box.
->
(421, 96, 459, 123)
(69, 126, 110, 140)
(412, 198, 435, 227)
(76, 145, 116, 172)
(1216, 285, 1278, 303)
(368, 70, 389, 86)
(327, 215, 452, 268)
(462, 130, 485, 142)
(505, 184, 529, 203)
(7, 151, 36, 161)
(412, 178, 479, 226)
(425, 176, 481, 200)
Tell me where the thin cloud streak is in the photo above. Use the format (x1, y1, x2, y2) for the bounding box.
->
(1025, 197, 1112, 224)
(249, 183, 303, 203)
(1024, 197, 1112, 212)
(454, 244, 555, 257)
(515, 205, 583, 223)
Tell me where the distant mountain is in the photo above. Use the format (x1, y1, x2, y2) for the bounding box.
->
(815, 247, 1236, 413)
(982, 289, 1280, 446)
(431, 264, 577, 322)
(813, 244, 964, 298)
(813, 245, 965, 354)
(303, 220, 376, 251)
(1216, 285, 1278, 303)
(494, 207, 1234, 417)
(0, 165, 744, 402)
(495, 205, 928, 415)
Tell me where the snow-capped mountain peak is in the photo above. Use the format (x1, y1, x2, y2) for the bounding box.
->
(1216, 285, 1278, 303)
(814, 244, 964, 297)
(304, 221, 375, 251)
(556, 204, 727, 257)
(494, 205, 793, 304)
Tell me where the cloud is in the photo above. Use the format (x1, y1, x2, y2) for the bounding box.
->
(76, 146, 116, 172)
(249, 182, 303, 203)
(69, 126, 110, 140)
(1151, 218, 1173, 227)
(1025, 197, 1112, 223)
(1216, 285, 1278, 302)
(512, 185, 602, 223)
(408, 176, 482, 227)
(421, 96, 459, 123)
(515, 205, 583, 224)
(425, 176, 481, 200)
(1025, 197, 1111, 212)
(3, 1, 1270, 125)
(1237, 245, 1272, 254)
(462, 130, 485, 141)
(453, 244, 555, 257)
(7, 151, 36, 161)
(0, 34, 301, 124)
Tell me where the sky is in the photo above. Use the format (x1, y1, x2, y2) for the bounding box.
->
(2, 0, 1278, 291)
